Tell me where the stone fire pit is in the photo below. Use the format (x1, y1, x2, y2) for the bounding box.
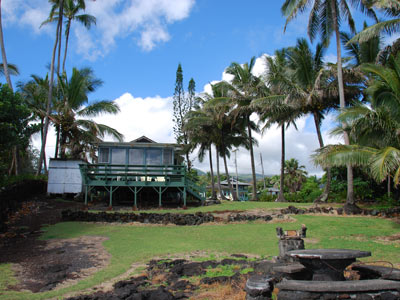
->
(245, 226, 400, 300)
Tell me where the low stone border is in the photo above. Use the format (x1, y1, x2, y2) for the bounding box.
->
(61, 204, 400, 226)
(281, 205, 400, 218)
(61, 210, 216, 226)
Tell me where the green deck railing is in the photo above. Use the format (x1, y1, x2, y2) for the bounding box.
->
(79, 164, 205, 207)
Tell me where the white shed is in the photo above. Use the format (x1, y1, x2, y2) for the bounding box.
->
(47, 159, 86, 194)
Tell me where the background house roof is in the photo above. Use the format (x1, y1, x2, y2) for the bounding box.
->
(130, 136, 156, 143)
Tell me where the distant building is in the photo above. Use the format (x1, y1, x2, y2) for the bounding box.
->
(265, 187, 279, 195)
(209, 178, 251, 201)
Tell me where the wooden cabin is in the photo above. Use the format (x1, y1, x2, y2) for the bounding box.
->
(79, 136, 205, 209)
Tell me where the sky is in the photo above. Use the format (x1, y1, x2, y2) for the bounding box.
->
(2, 0, 390, 176)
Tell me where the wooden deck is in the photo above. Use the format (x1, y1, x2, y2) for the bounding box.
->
(79, 164, 205, 208)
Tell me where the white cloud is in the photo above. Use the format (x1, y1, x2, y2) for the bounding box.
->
(93, 93, 175, 143)
(3, 0, 52, 34)
(5, 0, 196, 60)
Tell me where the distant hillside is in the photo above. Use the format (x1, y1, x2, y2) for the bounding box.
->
(237, 173, 271, 183)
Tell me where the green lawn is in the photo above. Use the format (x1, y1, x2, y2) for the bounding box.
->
(0, 215, 399, 299)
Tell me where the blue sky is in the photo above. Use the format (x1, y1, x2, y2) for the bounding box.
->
(1, 0, 386, 175)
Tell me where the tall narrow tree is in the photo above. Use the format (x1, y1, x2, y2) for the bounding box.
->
(172, 64, 196, 170)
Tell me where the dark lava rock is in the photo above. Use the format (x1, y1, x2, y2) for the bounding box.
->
(170, 280, 195, 291)
(200, 276, 231, 285)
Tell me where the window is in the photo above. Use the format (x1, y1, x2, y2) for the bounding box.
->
(98, 148, 109, 163)
(163, 148, 172, 165)
(111, 148, 126, 164)
(129, 148, 144, 165)
(146, 149, 162, 165)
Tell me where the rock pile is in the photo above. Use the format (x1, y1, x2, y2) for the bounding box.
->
(66, 256, 256, 300)
(61, 210, 215, 226)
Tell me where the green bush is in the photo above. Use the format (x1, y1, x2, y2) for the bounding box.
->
(258, 190, 276, 202)
(0, 174, 47, 188)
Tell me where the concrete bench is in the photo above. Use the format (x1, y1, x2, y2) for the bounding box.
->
(277, 279, 400, 292)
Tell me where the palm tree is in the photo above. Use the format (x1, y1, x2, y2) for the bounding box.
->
(284, 38, 338, 202)
(255, 49, 301, 202)
(284, 158, 308, 193)
(0, 63, 19, 77)
(217, 57, 268, 200)
(349, 0, 400, 44)
(207, 99, 252, 202)
(184, 103, 218, 199)
(53, 67, 123, 159)
(0, 0, 13, 90)
(42, 0, 96, 73)
(18, 75, 51, 171)
(281, 0, 376, 211)
(314, 53, 400, 195)
(37, 0, 65, 175)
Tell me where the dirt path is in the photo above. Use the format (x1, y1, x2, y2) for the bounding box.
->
(0, 198, 110, 293)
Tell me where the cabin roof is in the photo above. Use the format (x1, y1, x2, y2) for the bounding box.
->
(98, 135, 182, 149)
(130, 136, 156, 143)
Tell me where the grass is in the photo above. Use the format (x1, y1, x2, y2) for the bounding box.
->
(0, 214, 399, 299)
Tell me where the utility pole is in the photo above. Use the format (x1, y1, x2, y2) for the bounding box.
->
(260, 153, 266, 190)
(233, 149, 239, 200)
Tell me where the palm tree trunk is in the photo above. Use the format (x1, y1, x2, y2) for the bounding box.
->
(54, 124, 60, 158)
(223, 153, 236, 201)
(62, 20, 71, 74)
(209, 146, 217, 199)
(247, 115, 258, 200)
(216, 150, 226, 200)
(330, 0, 357, 212)
(56, 4, 63, 76)
(276, 124, 286, 202)
(37, 1, 64, 175)
(0, 0, 12, 91)
(14, 145, 19, 175)
(312, 111, 331, 203)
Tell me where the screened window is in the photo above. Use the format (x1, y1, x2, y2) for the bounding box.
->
(163, 148, 172, 165)
(129, 148, 144, 165)
(111, 148, 126, 164)
(98, 148, 109, 163)
(146, 149, 162, 165)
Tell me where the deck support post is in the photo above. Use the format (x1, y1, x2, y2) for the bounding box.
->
(183, 186, 187, 209)
(84, 185, 88, 205)
(159, 186, 162, 207)
(134, 187, 137, 210)
(109, 186, 113, 209)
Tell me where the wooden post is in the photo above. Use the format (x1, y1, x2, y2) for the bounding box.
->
(85, 185, 88, 206)
(183, 186, 187, 209)
(134, 186, 138, 210)
(159, 186, 162, 207)
(108, 186, 113, 210)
